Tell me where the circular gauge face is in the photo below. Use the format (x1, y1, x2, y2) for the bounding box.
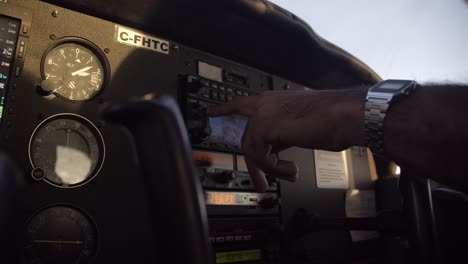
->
(42, 41, 107, 101)
(29, 114, 105, 188)
(24, 205, 98, 264)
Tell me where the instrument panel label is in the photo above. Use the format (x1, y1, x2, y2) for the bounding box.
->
(115, 25, 170, 55)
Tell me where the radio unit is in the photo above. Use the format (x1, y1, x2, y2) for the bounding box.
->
(181, 61, 281, 261)
(193, 150, 278, 192)
(205, 191, 279, 216)
(182, 74, 251, 152)
(209, 217, 281, 264)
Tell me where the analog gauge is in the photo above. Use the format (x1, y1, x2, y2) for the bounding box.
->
(24, 205, 98, 264)
(41, 39, 109, 101)
(28, 114, 105, 188)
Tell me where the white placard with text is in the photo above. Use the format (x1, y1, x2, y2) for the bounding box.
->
(314, 150, 349, 189)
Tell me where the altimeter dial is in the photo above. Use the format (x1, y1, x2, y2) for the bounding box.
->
(42, 40, 108, 101)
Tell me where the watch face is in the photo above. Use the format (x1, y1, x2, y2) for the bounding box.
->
(371, 80, 414, 93)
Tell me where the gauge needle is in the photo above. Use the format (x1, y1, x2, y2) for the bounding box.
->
(71, 66, 93, 76)
(66, 129, 70, 147)
(32, 239, 84, 245)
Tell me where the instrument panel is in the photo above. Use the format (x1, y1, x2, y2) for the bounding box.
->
(1, 0, 307, 263)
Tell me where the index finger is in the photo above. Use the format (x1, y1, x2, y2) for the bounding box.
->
(207, 96, 258, 117)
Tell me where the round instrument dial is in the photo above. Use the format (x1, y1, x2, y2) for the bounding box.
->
(28, 114, 105, 188)
(42, 40, 108, 101)
(24, 205, 98, 264)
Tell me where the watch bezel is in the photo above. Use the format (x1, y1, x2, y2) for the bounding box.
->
(368, 80, 417, 103)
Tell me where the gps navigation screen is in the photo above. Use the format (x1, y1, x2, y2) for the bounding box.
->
(209, 115, 247, 148)
(0, 15, 20, 121)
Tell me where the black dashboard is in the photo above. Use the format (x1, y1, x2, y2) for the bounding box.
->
(0, 0, 380, 263)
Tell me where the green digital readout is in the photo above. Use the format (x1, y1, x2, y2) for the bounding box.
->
(0, 15, 21, 122)
(216, 249, 262, 264)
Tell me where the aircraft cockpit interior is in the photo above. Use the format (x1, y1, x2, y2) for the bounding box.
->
(0, 0, 467, 263)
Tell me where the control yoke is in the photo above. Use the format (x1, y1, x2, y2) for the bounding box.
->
(0, 153, 20, 262)
(102, 94, 213, 264)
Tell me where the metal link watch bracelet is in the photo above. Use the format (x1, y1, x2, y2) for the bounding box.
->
(365, 80, 418, 156)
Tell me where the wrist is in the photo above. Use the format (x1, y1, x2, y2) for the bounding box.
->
(333, 87, 368, 148)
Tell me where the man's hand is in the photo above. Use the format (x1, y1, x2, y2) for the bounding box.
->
(208, 89, 367, 192)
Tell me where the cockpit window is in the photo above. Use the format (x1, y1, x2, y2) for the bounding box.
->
(271, 0, 468, 83)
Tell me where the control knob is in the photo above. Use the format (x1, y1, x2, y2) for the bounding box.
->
(186, 76, 202, 93)
(259, 197, 279, 209)
(212, 170, 236, 184)
(187, 102, 211, 144)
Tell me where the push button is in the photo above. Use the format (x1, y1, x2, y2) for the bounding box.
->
(22, 25, 29, 34)
(211, 90, 219, 100)
(19, 41, 26, 58)
(219, 92, 226, 102)
(200, 79, 210, 87)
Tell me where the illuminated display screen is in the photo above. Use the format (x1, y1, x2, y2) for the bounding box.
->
(209, 115, 247, 148)
(198, 61, 222, 82)
(192, 150, 234, 170)
(216, 249, 262, 264)
(380, 82, 403, 89)
(205, 191, 276, 206)
(236, 155, 248, 172)
(0, 15, 20, 122)
(205, 192, 237, 205)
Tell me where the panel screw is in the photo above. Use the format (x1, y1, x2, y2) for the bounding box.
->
(49, 34, 56, 40)
(31, 167, 46, 181)
(104, 48, 110, 53)
(51, 10, 59, 17)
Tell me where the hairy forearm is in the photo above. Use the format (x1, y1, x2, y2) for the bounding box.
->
(383, 84, 468, 190)
(209, 83, 468, 191)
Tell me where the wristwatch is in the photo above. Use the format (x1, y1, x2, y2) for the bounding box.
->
(365, 80, 418, 156)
